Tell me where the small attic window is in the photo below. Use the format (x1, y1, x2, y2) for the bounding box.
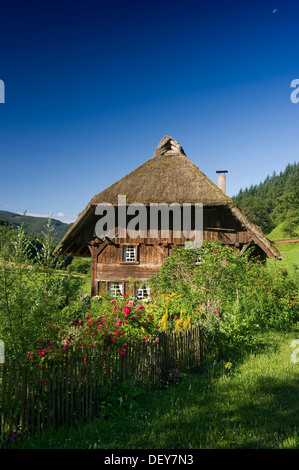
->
(123, 246, 137, 262)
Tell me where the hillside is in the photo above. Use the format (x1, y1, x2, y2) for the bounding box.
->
(232, 162, 299, 238)
(0, 211, 72, 242)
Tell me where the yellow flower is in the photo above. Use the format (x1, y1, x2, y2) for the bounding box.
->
(160, 308, 169, 331)
(183, 314, 191, 330)
(175, 317, 184, 333)
(175, 309, 184, 333)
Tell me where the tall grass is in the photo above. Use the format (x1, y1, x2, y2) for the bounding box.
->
(6, 328, 299, 449)
(267, 242, 299, 282)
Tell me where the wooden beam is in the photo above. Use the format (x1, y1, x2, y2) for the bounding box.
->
(249, 232, 277, 259)
(88, 240, 108, 258)
(104, 236, 119, 247)
(205, 227, 235, 232)
(88, 240, 109, 296)
(153, 244, 168, 258)
(239, 238, 253, 256)
(219, 231, 234, 243)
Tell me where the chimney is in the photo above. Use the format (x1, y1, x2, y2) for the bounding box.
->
(216, 170, 228, 194)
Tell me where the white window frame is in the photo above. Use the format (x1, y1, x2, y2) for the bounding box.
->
(123, 245, 137, 262)
(108, 282, 123, 297)
(195, 248, 207, 265)
(135, 285, 151, 301)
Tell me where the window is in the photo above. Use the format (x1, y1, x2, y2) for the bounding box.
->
(135, 285, 150, 301)
(108, 282, 123, 297)
(123, 245, 137, 262)
(195, 255, 202, 265)
(195, 248, 207, 265)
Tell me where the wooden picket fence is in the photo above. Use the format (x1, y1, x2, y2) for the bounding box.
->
(0, 324, 206, 437)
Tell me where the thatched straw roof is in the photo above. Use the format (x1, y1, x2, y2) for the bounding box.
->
(55, 136, 282, 259)
(87, 136, 232, 206)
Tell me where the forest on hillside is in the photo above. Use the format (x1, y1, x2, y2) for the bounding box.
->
(0, 211, 71, 242)
(232, 162, 299, 237)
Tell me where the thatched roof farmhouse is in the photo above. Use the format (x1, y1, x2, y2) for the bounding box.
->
(56, 136, 282, 297)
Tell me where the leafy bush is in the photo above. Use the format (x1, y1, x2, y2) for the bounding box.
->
(21, 290, 160, 362)
(158, 368, 181, 389)
(67, 258, 91, 274)
(96, 380, 145, 420)
(0, 220, 84, 358)
(149, 241, 299, 353)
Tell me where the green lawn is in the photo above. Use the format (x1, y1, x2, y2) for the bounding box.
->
(80, 275, 91, 295)
(267, 242, 299, 282)
(7, 328, 299, 449)
(267, 222, 299, 241)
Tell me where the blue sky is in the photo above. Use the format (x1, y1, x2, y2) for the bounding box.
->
(0, 0, 298, 223)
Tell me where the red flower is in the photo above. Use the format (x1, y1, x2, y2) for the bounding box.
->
(124, 306, 131, 317)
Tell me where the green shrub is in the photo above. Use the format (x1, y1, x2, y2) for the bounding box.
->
(0, 220, 84, 358)
(149, 241, 299, 353)
(67, 258, 91, 274)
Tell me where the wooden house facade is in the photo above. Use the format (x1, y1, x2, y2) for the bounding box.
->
(56, 136, 282, 298)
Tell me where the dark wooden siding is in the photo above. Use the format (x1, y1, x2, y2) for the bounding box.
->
(84, 205, 268, 295)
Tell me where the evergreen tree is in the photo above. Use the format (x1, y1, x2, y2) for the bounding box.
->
(232, 162, 299, 236)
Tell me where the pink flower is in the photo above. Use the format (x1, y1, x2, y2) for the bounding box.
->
(116, 319, 122, 326)
(138, 305, 145, 311)
(124, 306, 131, 315)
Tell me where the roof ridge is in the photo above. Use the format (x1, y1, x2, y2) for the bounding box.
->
(153, 135, 186, 158)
